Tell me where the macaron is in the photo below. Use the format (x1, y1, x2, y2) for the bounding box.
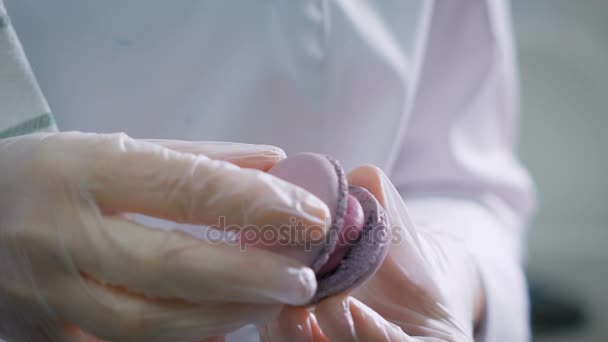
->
(268, 153, 390, 304)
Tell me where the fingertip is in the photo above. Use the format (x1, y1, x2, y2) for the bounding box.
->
(279, 267, 318, 306)
(147, 140, 287, 171)
(326, 297, 409, 341)
(255, 145, 287, 160)
(315, 296, 357, 341)
(346, 165, 387, 207)
(258, 305, 325, 342)
(220, 144, 286, 171)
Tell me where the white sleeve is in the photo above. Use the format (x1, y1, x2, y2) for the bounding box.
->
(404, 198, 530, 341)
(389, 1, 535, 341)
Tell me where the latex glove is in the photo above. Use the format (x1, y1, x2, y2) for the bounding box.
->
(0, 132, 329, 342)
(260, 165, 483, 342)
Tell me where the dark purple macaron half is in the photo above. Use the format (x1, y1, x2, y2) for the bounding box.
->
(268, 153, 391, 304)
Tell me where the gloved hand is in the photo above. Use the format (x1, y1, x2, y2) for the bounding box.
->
(259, 165, 484, 342)
(0, 132, 329, 342)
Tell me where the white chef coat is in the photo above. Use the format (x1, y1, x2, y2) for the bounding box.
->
(4, 0, 536, 341)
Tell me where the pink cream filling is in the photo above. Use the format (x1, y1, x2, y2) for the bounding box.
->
(317, 194, 365, 275)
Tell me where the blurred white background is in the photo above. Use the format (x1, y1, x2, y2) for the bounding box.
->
(512, 1, 608, 341)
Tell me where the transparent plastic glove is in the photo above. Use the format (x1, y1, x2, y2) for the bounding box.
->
(260, 165, 483, 342)
(0, 132, 329, 342)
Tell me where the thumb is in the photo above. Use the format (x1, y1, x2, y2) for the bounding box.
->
(347, 164, 422, 255)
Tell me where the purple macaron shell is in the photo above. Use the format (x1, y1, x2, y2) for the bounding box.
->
(268, 153, 391, 305)
(268, 153, 348, 271)
(316, 194, 365, 276)
(310, 185, 391, 304)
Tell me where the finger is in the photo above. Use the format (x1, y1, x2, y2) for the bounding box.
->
(64, 325, 227, 342)
(347, 164, 417, 231)
(64, 213, 317, 306)
(145, 140, 286, 171)
(308, 313, 330, 341)
(48, 132, 329, 242)
(51, 276, 281, 342)
(63, 322, 227, 342)
(315, 296, 412, 342)
(199, 336, 226, 342)
(258, 306, 329, 342)
(347, 164, 421, 255)
(63, 322, 107, 342)
(347, 165, 439, 310)
(346, 165, 387, 207)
